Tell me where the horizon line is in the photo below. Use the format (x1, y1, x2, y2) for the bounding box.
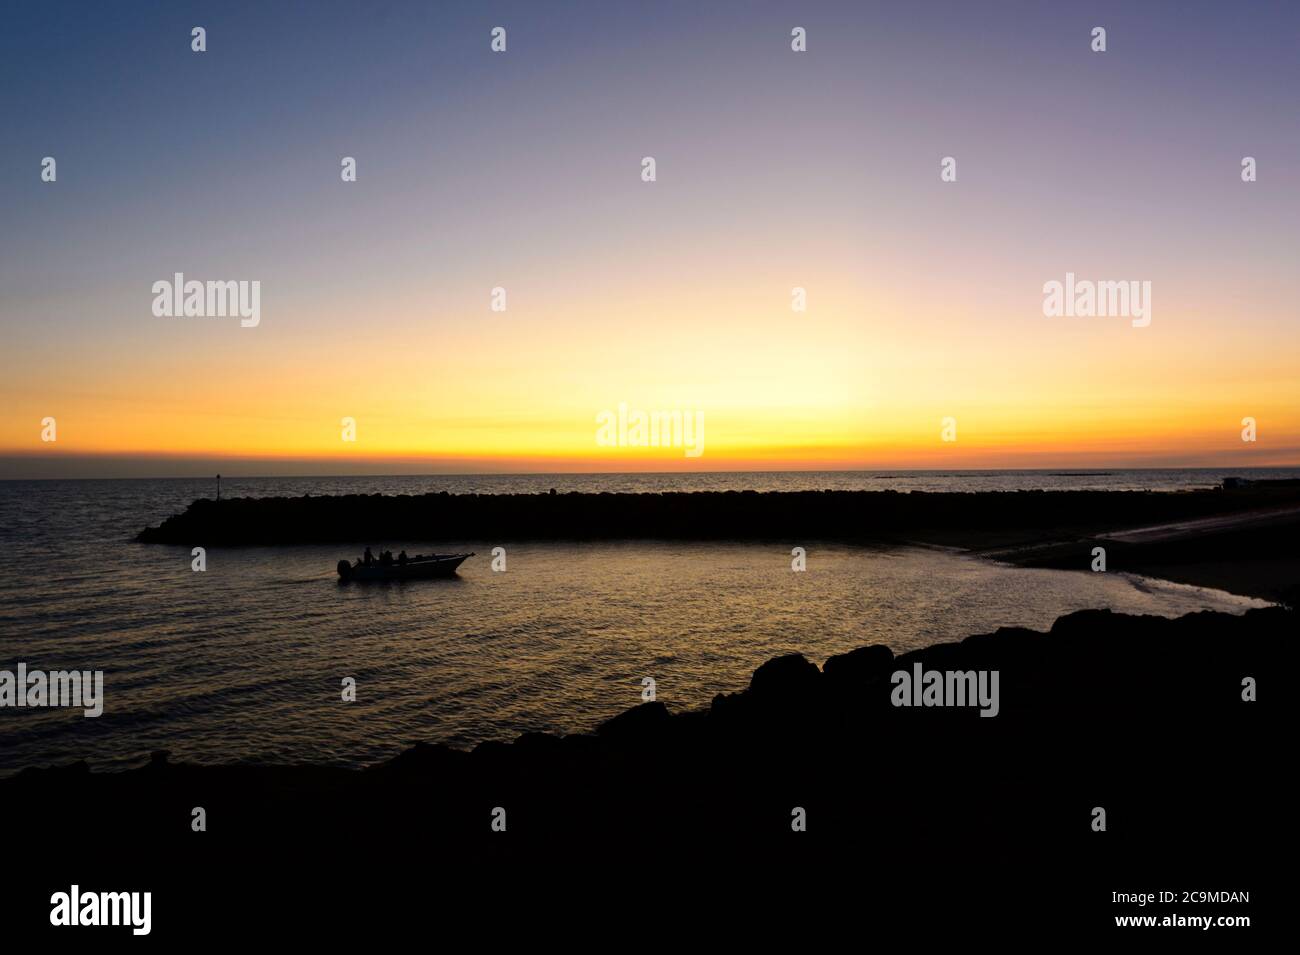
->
(5, 464, 1300, 483)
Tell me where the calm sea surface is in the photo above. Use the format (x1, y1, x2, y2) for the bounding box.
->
(0, 470, 1286, 775)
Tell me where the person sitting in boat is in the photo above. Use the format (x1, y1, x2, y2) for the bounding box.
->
(363, 546, 374, 566)
(380, 550, 393, 567)
(398, 550, 408, 565)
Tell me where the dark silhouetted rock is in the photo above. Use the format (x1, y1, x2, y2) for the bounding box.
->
(595, 701, 670, 740)
(1, 603, 1290, 907)
(822, 645, 894, 684)
(133, 483, 1300, 550)
(750, 653, 820, 698)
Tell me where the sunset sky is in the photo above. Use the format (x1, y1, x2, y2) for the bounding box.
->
(2, 0, 1298, 478)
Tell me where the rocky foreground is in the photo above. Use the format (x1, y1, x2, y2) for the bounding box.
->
(4, 605, 1289, 854)
(4, 605, 1286, 934)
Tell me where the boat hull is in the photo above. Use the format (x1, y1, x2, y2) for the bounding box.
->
(338, 553, 472, 581)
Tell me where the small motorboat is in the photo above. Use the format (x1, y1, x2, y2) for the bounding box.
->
(337, 552, 473, 581)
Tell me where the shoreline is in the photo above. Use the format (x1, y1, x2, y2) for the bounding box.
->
(2, 603, 1288, 850)
(135, 482, 1300, 603)
(982, 504, 1300, 605)
(4, 572, 1289, 935)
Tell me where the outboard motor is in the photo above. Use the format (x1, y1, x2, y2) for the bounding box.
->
(337, 559, 353, 579)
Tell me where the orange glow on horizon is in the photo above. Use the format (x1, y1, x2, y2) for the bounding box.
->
(5, 259, 1299, 474)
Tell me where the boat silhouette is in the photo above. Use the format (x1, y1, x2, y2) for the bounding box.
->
(337, 552, 473, 581)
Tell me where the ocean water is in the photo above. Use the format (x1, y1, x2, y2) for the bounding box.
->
(0, 471, 1283, 775)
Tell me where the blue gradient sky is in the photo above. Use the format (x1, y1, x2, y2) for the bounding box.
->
(2, 1, 1298, 476)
